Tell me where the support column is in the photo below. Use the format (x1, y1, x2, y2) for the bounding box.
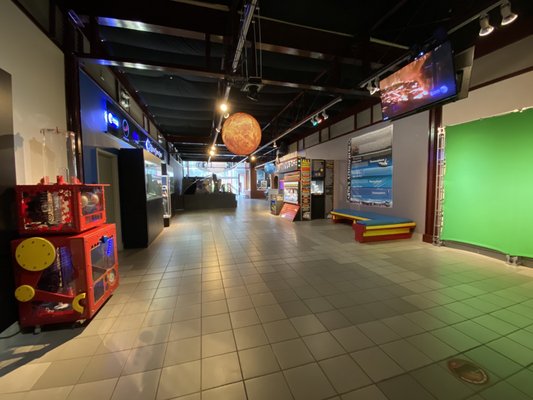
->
(423, 106, 442, 243)
(0, 68, 18, 332)
(64, 21, 84, 181)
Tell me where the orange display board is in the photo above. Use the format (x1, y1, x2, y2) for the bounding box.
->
(280, 203, 300, 222)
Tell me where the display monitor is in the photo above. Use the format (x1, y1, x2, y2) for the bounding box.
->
(379, 41, 457, 120)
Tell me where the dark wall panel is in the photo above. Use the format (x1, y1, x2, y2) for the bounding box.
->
(0, 68, 18, 332)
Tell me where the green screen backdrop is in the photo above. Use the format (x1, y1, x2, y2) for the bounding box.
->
(441, 108, 533, 258)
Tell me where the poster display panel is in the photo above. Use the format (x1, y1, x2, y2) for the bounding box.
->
(347, 126, 393, 207)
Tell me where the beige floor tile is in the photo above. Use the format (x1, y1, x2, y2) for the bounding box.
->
(202, 382, 246, 400)
(245, 372, 293, 400)
(66, 378, 117, 400)
(122, 343, 166, 375)
(164, 336, 201, 366)
(32, 357, 91, 390)
(201, 352, 242, 390)
(157, 360, 200, 399)
(238, 345, 280, 379)
(78, 350, 129, 383)
(201, 330, 236, 358)
(111, 369, 161, 400)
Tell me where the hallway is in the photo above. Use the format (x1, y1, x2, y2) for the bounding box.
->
(1, 199, 533, 400)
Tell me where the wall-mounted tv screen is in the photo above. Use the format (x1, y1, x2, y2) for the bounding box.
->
(379, 41, 457, 120)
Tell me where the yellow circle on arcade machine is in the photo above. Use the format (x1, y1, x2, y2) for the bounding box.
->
(15, 237, 56, 271)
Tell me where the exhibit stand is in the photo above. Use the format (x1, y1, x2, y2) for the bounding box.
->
(118, 149, 164, 248)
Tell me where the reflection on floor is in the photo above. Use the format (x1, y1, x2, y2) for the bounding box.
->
(1, 199, 533, 400)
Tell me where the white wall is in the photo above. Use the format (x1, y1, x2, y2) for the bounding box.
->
(306, 112, 430, 233)
(0, 1, 67, 184)
(444, 70, 533, 126)
(444, 35, 533, 126)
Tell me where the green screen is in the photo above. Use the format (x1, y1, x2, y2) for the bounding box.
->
(441, 108, 533, 258)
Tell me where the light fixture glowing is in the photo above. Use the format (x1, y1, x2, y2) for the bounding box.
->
(321, 111, 329, 120)
(273, 141, 277, 148)
(251, 155, 256, 161)
(479, 14, 494, 36)
(211, 145, 216, 151)
(105, 112, 120, 129)
(311, 116, 318, 127)
(219, 103, 229, 113)
(500, 1, 518, 25)
(224, 112, 230, 119)
(209, 149, 216, 156)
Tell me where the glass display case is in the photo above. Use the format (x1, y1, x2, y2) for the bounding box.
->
(283, 181, 299, 204)
(16, 180, 107, 235)
(144, 159, 162, 200)
(119, 149, 164, 248)
(162, 174, 171, 227)
(311, 180, 324, 195)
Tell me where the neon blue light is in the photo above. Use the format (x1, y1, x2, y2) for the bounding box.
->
(106, 238, 114, 257)
(122, 119, 130, 137)
(440, 85, 449, 94)
(106, 112, 120, 129)
(132, 131, 140, 141)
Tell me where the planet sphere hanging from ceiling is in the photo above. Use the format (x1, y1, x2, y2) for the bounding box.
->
(222, 112, 262, 155)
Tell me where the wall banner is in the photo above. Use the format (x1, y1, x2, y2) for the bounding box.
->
(300, 158, 311, 220)
(347, 126, 393, 207)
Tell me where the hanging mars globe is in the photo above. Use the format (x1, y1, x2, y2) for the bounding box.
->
(222, 112, 262, 155)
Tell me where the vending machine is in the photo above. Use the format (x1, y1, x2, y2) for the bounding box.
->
(13, 178, 119, 331)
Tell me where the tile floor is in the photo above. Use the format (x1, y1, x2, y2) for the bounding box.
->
(1, 199, 533, 400)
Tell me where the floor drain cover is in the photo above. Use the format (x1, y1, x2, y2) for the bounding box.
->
(447, 358, 489, 385)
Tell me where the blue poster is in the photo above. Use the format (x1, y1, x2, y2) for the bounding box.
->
(347, 126, 393, 207)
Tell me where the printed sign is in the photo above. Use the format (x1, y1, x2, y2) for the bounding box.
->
(280, 203, 300, 222)
(300, 159, 311, 220)
(348, 126, 393, 207)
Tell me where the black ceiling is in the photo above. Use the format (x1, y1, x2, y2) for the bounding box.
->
(59, 0, 533, 161)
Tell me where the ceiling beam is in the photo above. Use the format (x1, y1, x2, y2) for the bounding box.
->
(80, 55, 373, 96)
(96, 17, 380, 67)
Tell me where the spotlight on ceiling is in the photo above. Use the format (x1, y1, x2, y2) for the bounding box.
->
(223, 112, 230, 119)
(243, 77, 263, 102)
(219, 103, 229, 113)
(311, 116, 318, 127)
(246, 86, 259, 102)
(273, 141, 277, 148)
(479, 14, 494, 36)
(500, 1, 518, 26)
(209, 149, 216, 156)
(251, 155, 256, 161)
(321, 111, 329, 121)
(366, 80, 380, 95)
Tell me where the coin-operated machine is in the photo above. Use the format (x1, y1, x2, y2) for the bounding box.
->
(13, 178, 119, 332)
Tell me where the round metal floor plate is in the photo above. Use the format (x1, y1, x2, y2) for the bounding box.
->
(447, 358, 489, 385)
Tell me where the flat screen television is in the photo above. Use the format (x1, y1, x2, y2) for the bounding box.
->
(379, 41, 457, 120)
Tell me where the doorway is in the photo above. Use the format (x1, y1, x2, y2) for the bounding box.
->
(96, 149, 123, 250)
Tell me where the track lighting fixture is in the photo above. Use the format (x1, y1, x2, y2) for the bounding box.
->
(500, 1, 518, 26)
(219, 103, 229, 113)
(251, 155, 256, 161)
(273, 141, 277, 148)
(479, 14, 494, 36)
(310, 113, 324, 127)
(321, 111, 329, 121)
(366, 80, 380, 95)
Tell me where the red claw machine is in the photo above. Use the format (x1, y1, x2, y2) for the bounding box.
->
(13, 177, 119, 332)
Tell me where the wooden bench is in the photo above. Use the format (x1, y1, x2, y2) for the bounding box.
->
(330, 209, 416, 243)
